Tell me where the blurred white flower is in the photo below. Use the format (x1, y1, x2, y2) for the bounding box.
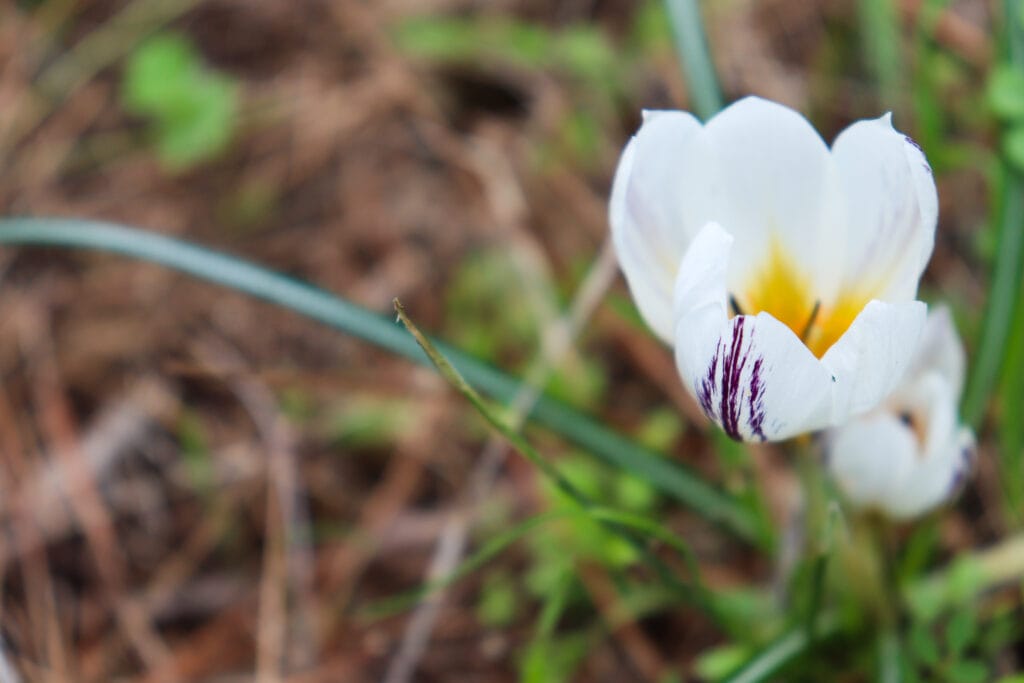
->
(610, 96, 937, 441)
(825, 307, 975, 519)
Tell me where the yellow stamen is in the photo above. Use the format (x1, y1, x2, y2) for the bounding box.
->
(737, 237, 872, 358)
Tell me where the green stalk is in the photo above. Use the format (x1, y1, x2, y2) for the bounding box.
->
(663, 0, 723, 119)
(395, 299, 723, 612)
(997, 278, 1024, 520)
(721, 615, 839, 683)
(858, 0, 903, 110)
(962, 0, 1024, 427)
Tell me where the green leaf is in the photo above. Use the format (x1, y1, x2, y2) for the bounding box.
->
(719, 619, 839, 683)
(663, 0, 723, 119)
(988, 65, 1024, 119)
(909, 622, 941, 667)
(1003, 124, 1024, 171)
(520, 634, 588, 683)
(945, 609, 978, 656)
(877, 628, 903, 683)
(389, 17, 479, 61)
(859, 0, 903, 106)
(476, 572, 519, 627)
(613, 473, 658, 512)
(156, 75, 238, 168)
(631, 0, 673, 52)
(635, 408, 683, 452)
(123, 34, 197, 112)
(554, 25, 617, 85)
(122, 33, 239, 169)
(948, 660, 989, 683)
(964, 0, 1024, 425)
(997, 273, 1024, 518)
(503, 22, 552, 67)
(694, 644, 751, 681)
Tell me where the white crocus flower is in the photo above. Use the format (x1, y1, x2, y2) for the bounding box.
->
(825, 307, 975, 519)
(610, 96, 936, 441)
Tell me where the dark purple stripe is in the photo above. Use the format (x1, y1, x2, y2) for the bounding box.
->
(695, 317, 768, 442)
(697, 348, 719, 419)
(719, 317, 749, 440)
(747, 357, 766, 441)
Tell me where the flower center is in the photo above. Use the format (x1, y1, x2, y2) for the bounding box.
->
(734, 238, 870, 358)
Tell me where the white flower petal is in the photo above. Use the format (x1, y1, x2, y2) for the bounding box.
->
(828, 404, 974, 520)
(674, 223, 834, 441)
(701, 97, 842, 295)
(831, 114, 938, 302)
(821, 299, 927, 420)
(827, 414, 919, 512)
(907, 305, 966, 396)
(610, 110, 706, 343)
(610, 136, 673, 342)
(882, 371, 973, 518)
(826, 324, 977, 520)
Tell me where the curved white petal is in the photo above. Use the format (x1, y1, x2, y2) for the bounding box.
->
(610, 136, 673, 342)
(826, 342, 977, 519)
(821, 299, 927, 420)
(907, 305, 966, 396)
(828, 412, 975, 520)
(701, 97, 843, 296)
(610, 110, 706, 343)
(674, 223, 834, 441)
(827, 414, 919, 511)
(831, 114, 938, 302)
(883, 372, 971, 518)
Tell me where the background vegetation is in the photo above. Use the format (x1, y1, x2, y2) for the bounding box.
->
(0, 0, 1021, 681)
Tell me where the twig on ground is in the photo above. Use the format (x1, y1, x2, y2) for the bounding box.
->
(15, 303, 178, 682)
(192, 336, 317, 679)
(0, 384, 67, 682)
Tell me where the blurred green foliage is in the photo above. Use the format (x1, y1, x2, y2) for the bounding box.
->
(122, 33, 239, 169)
(989, 63, 1024, 171)
(476, 571, 519, 627)
(178, 409, 215, 497)
(391, 18, 621, 94)
(329, 396, 421, 448)
(444, 249, 543, 367)
(390, 10, 662, 169)
(445, 249, 607, 410)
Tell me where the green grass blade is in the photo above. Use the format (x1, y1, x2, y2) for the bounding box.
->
(721, 616, 839, 683)
(997, 278, 1024, 520)
(395, 300, 723, 608)
(663, 0, 723, 119)
(0, 218, 766, 547)
(963, 171, 1024, 426)
(360, 505, 702, 619)
(962, 3, 1024, 427)
(858, 0, 903, 109)
(394, 298, 589, 502)
(876, 626, 903, 683)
